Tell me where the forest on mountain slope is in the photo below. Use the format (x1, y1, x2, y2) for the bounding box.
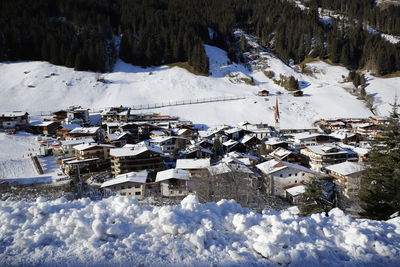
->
(0, 0, 399, 75)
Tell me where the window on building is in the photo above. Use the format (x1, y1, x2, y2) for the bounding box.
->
(302, 173, 305, 176)
(179, 190, 182, 194)
(295, 173, 297, 176)
(289, 174, 291, 177)
(135, 185, 141, 188)
(135, 192, 141, 195)
(295, 180, 297, 183)
(279, 174, 283, 177)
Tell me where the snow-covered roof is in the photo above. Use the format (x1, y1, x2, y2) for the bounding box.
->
(147, 136, 176, 143)
(265, 138, 287, 146)
(240, 134, 255, 144)
(61, 138, 94, 146)
(269, 147, 292, 158)
(29, 121, 57, 127)
(292, 132, 326, 142)
(73, 143, 114, 151)
(106, 132, 130, 141)
(0, 111, 26, 117)
(225, 127, 242, 134)
(285, 184, 306, 196)
(61, 123, 80, 131)
(101, 171, 148, 188)
(223, 139, 238, 147)
(325, 162, 366, 176)
(176, 158, 211, 169)
(150, 130, 167, 136)
(305, 144, 348, 155)
(110, 143, 163, 157)
(173, 128, 189, 135)
(155, 169, 190, 182)
(257, 160, 318, 176)
(353, 147, 371, 156)
(208, 163, 254, 176)
(329, 130, 356, 140)
(352, 123, 373, 129)
(70, 127, 100, 134)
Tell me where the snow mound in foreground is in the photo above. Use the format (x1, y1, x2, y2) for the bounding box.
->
(0, 195, 399, 266)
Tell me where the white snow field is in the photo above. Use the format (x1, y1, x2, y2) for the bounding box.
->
(0, 195, 399, 266)
(0, 132, 60, 182)
(2, 42, 394, 129)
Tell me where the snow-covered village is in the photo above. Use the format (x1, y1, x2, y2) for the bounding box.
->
(1, 0, 400, 266)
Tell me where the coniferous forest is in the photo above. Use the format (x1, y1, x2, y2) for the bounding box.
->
(0, 0, 399, 75)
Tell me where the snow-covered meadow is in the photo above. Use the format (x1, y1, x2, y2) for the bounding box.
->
(0, 195, 399, 266)
(2, 41, 397, 129)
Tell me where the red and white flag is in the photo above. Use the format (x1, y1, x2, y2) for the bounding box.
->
(274, 96, 280, 123)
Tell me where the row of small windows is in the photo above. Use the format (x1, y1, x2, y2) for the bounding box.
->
(279, 173, 305, 178)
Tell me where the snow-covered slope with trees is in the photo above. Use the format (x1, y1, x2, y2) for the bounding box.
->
(0, 195, 399, 266)
(0, 40, 400, 128)
(0, 42, 397, 128)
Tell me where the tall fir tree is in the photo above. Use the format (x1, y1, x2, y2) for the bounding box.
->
(359, 123, 400, 220)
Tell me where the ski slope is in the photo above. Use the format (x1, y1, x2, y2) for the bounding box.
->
(0, 43, 397, 128)
(0, 195, 399, 266)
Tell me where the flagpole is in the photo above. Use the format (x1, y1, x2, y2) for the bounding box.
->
(274, 95, 280, 135)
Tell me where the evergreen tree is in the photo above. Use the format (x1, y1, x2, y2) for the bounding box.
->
(359, 123, 400, 220)
(258, 142, 267, 156)
(389, 93, 399, 120)
(299, 178, 336, 216)
(359, 87, 367, 99)
(212, 136, 223, 158)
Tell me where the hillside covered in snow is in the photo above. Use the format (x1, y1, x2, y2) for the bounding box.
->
(0, 195, 399, 266)
(1, 41, 398, 128)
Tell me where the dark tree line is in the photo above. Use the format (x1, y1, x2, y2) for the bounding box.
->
(0, 0, 399, 75)
(306, 0, 400, 36)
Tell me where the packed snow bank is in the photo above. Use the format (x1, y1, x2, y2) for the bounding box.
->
(0, 195, 399, 266)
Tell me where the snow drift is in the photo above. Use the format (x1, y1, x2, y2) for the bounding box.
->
(0, 195, 399, 266)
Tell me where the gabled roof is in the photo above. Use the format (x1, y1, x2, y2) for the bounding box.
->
(208, 162, 254, 176)
(110, 143, 163, 157)
(0, 111, 27, 117)
(73, 143, 114, 151)
(265, 138, 287, 146)
(291, 132, 327, 142)
(269, 147, 293, 159)
(223, 139, 238, 147)
(101, 171, 148, 187)
(176, 158, 211, 169)
(29, 121, 58, 127)
(70, 127, 100, 134)
(285, 184, 306, 196)
(155, 169, 190, 182)
(325, 162, 366, 176)
(329, 130, 356, 140)
(61, 138, 94, 146)
(61, 123, 80, 131)
(240, 134, 257, 144)
(256, 159, 318, 176)
(305, 144, 348, 155)
(225, 127, 243, 134)
(106, 132, 131, 141)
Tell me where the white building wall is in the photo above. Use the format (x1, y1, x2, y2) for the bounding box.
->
(271, 168, 315, 197)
